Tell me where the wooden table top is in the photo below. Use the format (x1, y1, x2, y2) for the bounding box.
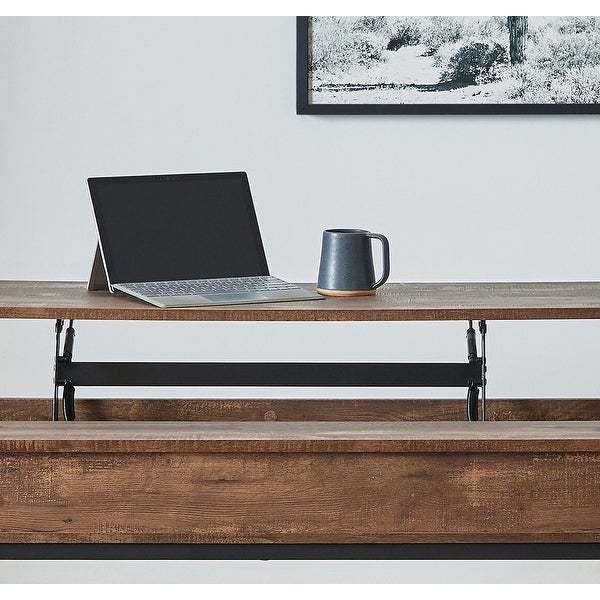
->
(1, 280, 600, 321)
(1, 421, 599, 452)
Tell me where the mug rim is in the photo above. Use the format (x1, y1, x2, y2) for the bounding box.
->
(324, 228, 370, 234)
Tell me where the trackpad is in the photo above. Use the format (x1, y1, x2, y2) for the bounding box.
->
(205, 292, 270, 302)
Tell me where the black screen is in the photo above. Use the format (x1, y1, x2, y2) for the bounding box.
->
(89, 172, 269, 284)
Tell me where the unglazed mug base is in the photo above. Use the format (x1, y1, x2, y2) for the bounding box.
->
(316, 288, 377, 297)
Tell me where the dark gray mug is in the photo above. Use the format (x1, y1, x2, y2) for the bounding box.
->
(317, 229, 390, 296)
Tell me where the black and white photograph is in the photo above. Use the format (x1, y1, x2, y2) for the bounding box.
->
(299, 16, 600, 113)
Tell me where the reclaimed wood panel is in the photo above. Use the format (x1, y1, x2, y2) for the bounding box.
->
(2, 280, 600, 321)
(1, 398, 599, 422)
(1, 421, 599, 453)
(1, 448, 599, 543)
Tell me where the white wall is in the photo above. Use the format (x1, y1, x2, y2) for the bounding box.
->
(0, 17, 599, 583)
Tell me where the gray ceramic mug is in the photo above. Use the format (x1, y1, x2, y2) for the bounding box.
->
(317, 229, 390, 296)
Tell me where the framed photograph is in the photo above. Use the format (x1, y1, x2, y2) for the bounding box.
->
(296, 16, 600, 114)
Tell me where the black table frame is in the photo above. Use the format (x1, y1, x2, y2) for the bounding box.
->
(2, 543, 599, 560)
(53, 319, 487, 422)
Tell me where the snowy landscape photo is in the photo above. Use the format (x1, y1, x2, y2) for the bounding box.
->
(304, 16, 600, 107)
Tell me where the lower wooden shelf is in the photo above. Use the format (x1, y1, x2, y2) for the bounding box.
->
(1, 420, 599, 545)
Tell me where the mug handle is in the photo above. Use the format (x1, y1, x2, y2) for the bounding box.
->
(367, 233, 390, 290)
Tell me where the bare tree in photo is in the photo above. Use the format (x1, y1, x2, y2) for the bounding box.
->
(508, 16, 528, 64)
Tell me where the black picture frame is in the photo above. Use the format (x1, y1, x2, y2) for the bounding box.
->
(296, 16, 600, 115)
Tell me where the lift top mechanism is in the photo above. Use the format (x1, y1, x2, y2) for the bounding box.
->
(53, 320, 487, 422)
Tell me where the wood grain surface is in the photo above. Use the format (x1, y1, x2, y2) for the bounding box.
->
(2, 397, 599, 422)
(3, 420, 599, 543)
(1, 421, 599, 453)
(1, 446, 599, 543)
(2, 280, 600, 320)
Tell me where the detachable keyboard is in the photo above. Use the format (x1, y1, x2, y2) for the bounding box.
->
(119, 276, 301, 298)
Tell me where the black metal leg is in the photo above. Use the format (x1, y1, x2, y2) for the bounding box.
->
(479, 320, 487, 421)
(466, 320, 479, 421)
(62, 320, 76, 421)
(465, 320, 488, 422)
(54, 319, 76, 421)
(53, 319, 64, 421)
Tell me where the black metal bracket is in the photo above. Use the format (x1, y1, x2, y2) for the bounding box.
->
(52, 320, 488, 422)
(53, 319, 76, 421)
(52, 319, 63, 421)
(465, 320, 487, 422)
(479, 320, 488, 420)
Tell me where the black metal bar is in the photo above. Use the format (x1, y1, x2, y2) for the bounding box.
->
(56, 361, 483, 388)
(1, 543, 599, 561)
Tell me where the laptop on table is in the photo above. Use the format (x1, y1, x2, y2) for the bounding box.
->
(87, 172, 323, 308)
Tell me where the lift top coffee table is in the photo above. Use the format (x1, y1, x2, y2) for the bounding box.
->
(1, 280, 599, 559)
